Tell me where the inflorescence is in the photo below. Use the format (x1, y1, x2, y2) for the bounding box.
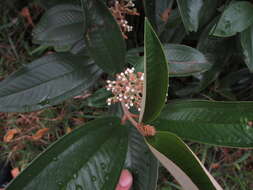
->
(110, 0, 139, 39)
(106, 68, 144, 111)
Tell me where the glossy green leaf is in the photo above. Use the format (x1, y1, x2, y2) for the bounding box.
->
(240, 25, 253, 72)
(164, 44, 211, 77)
(125, 126, 158, 190)
(6, 117, 128, 190)
(0, 53, 102, 112)
(83, 0, 126, 74)
(154, 100, 253, 148)
(148, 131, 222, 190)
(139, 19, 169, 123)
(33, 4, 84, 47)
(176, 0, 203, 32)
(212, 1, 253, 37)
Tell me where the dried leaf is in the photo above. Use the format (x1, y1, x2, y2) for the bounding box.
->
(4, 129, 20, 142)
(66, 127, 72, 134)
(31, 128, 49, 141)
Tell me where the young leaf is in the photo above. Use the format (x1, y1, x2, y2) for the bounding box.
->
(125, 126, 158, 190)
(176, 0, 203, 32)
(33, 4, 84, 47)
(0, 53, 102, 112)
(139, 19, 169, 123)
(164, 44, 211, 77)
(212, 1, 253, 37)
(6, 117, 128, 190)
(147, 131, 223, 190)
(154, 100, 253, 148)
(240, 25, 253, 72)
(83, 0, 126, 74)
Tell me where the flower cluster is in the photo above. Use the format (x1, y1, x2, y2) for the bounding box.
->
(110, 0, 139, 39)
(106, 68, 144, 111)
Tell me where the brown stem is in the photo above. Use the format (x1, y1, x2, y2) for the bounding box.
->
(120, 102, 145, 136)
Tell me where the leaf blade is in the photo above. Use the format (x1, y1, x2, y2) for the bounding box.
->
(0, 53, 102, 112)
(240, 25, 253, 72)
(154, 100, 253, 148)
(6, 117, 128, 190)
(148, 131, 222, 190)
(83, 0, 126, 74)
(125, 126, 158, 190)
(164, 44, 211, 77)
(33, 4, 84, 47)
(176, 0, 203, 32)
(139, 19, 169, 123)
(212, 1, 253, 37)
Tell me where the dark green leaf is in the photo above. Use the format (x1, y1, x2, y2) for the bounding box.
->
(0, 53, 102, 112)
(33, 4, 84, 47)
(143, 0, 157, 30)
(148, 131, 222, 190)
(86, 88, 112, 108)
(198, 0, 219, 29)
(212, 1, 253, 37)
(84, 0, 126, 74)
(6, 117, 128, 190)
(139, 19, 169, 123)
(159, 9, 186, 43)
(125, 47, 144, 66)
(155, 0, 173, 32)
(154, 100, 253, 147)
(125, 126, 158, 190)
(197, 20, 236, 91)
(240, 25, 253, 72)
(176, 0, 203, 32)
(34, 0, 80, 9)
(70, 39, 89, 56)
(164, 44, 211, 77)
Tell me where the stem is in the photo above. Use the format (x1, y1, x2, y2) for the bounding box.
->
(120, 102, 145, 135)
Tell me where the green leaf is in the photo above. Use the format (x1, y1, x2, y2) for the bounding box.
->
(131, 44, 210, 76)
(86, 88, 112, 108)
(35, 0, 80, 9)
(6, 117, 128, 190)
(139, 19, 169, 123)
(148, 131, 222, 190)
(0, 53, 102, 112)
(176, 0, 203, 32)
(155, 0, 173, 32)
(159, 9, 186, 44)
(83, 0, 126, 74)
(164, 44, 211, 77)
(125, 126, 158, 190)
(240, 25, 253, 72)
(154, 100, 253, 148)
(33, 4, 84, 47)
(143, 0, 157, 29)
(198, 0, 219, 29)
(212, 1, 253, 37)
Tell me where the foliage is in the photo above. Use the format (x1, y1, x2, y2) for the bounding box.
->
(1, 0, 253, 189)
